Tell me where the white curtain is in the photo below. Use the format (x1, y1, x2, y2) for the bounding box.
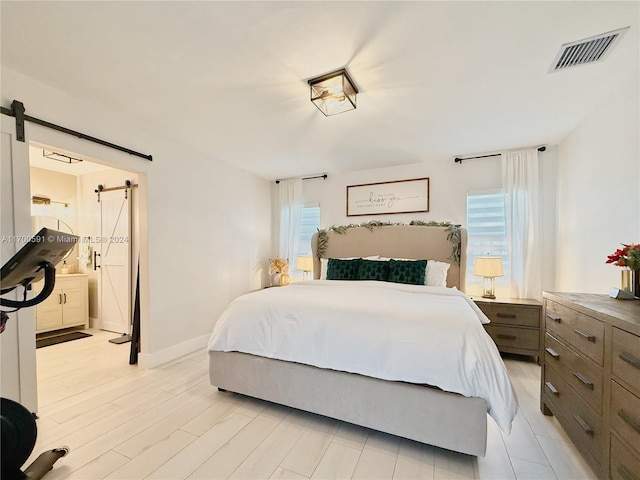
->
(502, 149, 541, 300)
(277, 178, 303, 262)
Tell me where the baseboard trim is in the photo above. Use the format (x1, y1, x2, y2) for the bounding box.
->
(138, 333, 210, 369)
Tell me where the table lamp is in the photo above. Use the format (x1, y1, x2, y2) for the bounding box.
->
(296, 255, 314, 281)
(474, 256, 504, 299)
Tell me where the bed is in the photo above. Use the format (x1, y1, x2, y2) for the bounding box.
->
(208, 225, 517, 456)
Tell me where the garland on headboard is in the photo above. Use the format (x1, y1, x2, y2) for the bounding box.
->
(315, 221, 462, 264)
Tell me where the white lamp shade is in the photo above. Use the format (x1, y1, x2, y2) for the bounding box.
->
(473, 257, 504, 277)
(295, 255, 314, 272)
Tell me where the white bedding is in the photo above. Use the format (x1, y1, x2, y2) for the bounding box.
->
(208, 280, 518, 432)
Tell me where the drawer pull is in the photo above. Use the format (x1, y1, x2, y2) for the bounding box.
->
(496, 312, 516, 319)
(573, 414, 594, 435)
(574, 328, 596, 342)
(619, 351, 640, 370)
(547, 313, 561, 323)
(545, 347, 559, 359)
(573, 371, 594, 390)
(497, 334, 517, 340)
(545, 381, 559, 395)
(617, 465, 640, 480)
(618, 408, 640, 434)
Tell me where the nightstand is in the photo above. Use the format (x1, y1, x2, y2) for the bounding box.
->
(472, 297, 543, 364)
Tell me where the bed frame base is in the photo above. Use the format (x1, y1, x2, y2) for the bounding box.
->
(209, 351, 487, 457)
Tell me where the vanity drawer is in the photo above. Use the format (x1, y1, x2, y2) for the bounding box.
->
(612, 327, 640, 395)
(610, 435, 640, 480)
(485, 325, 539, 351)
(545, 300, 604, 365)
(544, 333, 603, 414)
(543, 364, 603, 462)
(611, 380, 640, 457)
(478, 303, 539, 328)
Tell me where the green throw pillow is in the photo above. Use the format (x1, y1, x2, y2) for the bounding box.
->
(388, 259, 427, 285)
(357, 259, 390, 281)
(326, 258, 362, 280)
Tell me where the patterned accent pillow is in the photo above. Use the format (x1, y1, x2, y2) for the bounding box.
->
(320, 256, 379, 279)
(357, 259, 390, 281)
(387, 259, 427, 285)
(326, 258, 362, 280)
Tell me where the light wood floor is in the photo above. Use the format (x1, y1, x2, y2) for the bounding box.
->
(27, 328, 598, 480)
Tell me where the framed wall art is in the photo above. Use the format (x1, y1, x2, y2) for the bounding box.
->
(346, 177, 430, 216)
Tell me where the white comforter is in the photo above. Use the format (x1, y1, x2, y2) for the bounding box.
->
(208, 280, 518, 432)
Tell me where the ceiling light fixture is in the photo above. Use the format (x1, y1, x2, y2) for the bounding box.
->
(43, 150, 83, 164)
(308, 68, 358, 116)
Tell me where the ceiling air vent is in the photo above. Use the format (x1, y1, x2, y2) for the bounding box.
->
(549, 26, 629, 73)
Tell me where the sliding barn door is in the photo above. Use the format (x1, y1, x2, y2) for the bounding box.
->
(99, 189, 131, 334)
(0, 115, 37, 411)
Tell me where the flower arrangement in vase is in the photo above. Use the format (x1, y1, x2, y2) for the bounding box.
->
(606, 243, 640, 295)
(268, 257, 290, 286)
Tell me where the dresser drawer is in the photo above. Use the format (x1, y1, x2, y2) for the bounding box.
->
(543, 364, 603, 462)
(477, 303, 539, 328)
(610, 435, 640, 480)
(612, 327, 640, 395)
(545, 333, 603, 414)
(545, 300, 604, 365)
(485, 325, 539, 351)
(611, 380, 640, 457)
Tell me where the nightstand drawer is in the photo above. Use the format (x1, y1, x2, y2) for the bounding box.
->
(545, 300, 604, 366)
(611, 380, 640, 457)
(478, 303, 539, 327)
(485, 325, 539, 351)
(612, 327, 640, 395)
(545, 333, 603, 414)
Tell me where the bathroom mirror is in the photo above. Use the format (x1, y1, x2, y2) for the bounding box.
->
(32, 216, 75, 261)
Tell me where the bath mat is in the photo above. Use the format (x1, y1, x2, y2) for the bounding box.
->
(36, 331, 92, 349)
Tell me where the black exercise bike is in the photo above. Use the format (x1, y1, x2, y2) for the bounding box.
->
(1, 228, 77, 479)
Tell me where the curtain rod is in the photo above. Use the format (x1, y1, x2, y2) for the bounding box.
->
(275, 174, 327, 184)
(454, 146, 546, 164)
(1, 100, 153, 162)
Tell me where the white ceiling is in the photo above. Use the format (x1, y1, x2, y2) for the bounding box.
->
(2, 2, 638, 180)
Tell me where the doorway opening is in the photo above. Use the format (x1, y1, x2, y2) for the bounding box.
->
(28, 143, 142, 359)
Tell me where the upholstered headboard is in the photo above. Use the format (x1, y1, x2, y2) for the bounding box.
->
(311, 225, 467, 290)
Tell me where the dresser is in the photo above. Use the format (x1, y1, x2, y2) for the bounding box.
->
(541, 292, 640, 480)
(34, 274, 89, 333)
(473, 297, 543, 364)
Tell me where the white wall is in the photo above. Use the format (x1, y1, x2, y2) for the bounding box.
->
(555, 72, 640, 293)
(302, 160, 489, 228)
(2, 67, 272, 368)
(300, 149, 558, 294)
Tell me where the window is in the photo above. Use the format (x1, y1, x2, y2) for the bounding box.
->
(466, 190, 510, 291)
(294, 204, 320, 276)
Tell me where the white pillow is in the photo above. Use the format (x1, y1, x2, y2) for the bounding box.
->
(319, 256, 379, 280)
(425, 260, 450, 287)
